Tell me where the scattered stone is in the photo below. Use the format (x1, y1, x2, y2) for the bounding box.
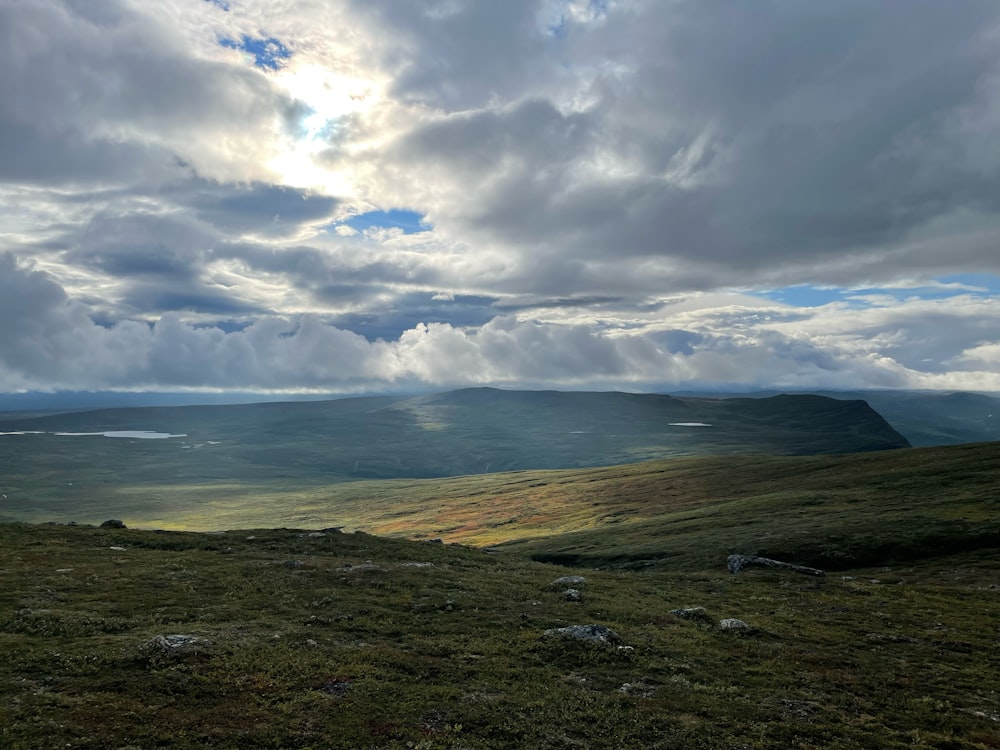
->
(779, 698, 819, 719)
(143, 634, 208, 655)
(300, 532, 326, 539)
(109, 546, 127, 552)
(55, 568, 74, 573)
(726, 554, 825, 577)
(427, 538, 444, 544)
(619, 681, 656, 698)
(283, 559, 307, 569)
(549, 575, 587, 589)
(544, 624, 621, 646)
(669, 606, 712, 622)
(718, 618, 753, 631)
(245, 535, 257, 540)
(319, 677, 353, 697)
(322, 527, 344, 534)
(400, 562, 435, 568)
(305, 639, 318, 648)
(563, 589, 583, 602)
(100, 519, 126, 529)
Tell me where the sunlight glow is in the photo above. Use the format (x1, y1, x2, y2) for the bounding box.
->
(267, 63, 382, 194)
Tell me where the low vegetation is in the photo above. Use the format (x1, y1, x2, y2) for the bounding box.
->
(3, 437, 1000, 749)
(2, 521, 999, 749)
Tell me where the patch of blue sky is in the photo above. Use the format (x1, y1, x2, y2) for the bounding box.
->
(756, 285, 847, 307)
(203, 0, 230, 10)
(339, 209, 429, 235)
(937, 272, 1000, 295)
(756, 275, 1000, 309)
(541, 0, 613, 38)
(219, 35, 290, 71)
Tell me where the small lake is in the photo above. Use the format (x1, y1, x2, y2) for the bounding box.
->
(1, 431, 186, 439)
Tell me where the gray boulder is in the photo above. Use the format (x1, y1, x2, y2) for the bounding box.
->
(544, 624, 621, 646)
(718, 618, 753, 631)
(143, 634, 208, 654)
(562, 589, 583, 602)
(669, 606, 712, 622)
(727, 554, 824, 577)
(100, 519, 126, 529)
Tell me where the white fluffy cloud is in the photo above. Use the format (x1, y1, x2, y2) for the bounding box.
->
(2, 254, 999, 393)
(1, 0, 999, 393)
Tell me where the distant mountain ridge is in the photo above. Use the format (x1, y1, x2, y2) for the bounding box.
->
(0, 389, 908, 493)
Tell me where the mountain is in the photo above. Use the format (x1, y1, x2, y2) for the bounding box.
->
(0, 389, 907, 485)
(822, 390, 1000, 446)
(676, 389, 1000, 447)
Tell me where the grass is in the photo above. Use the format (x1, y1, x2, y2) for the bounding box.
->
(2, 441, 999, 747)
(22, 442, 992, 574)
(1, 522, 999, 749)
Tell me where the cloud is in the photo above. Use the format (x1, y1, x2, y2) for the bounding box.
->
(1, 253, 999, 394)
(1, 1, 999, 394)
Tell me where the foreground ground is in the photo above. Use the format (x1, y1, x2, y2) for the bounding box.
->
(2, 522, 998, 749)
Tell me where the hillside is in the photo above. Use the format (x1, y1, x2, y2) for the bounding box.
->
(0, 389, 909, 525)
(826, 390, 1000, 447)
(2, 456, 999, 749)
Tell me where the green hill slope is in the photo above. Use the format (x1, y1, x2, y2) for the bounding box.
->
(0, 389, 908, 492)
(2, 514, 998, 748)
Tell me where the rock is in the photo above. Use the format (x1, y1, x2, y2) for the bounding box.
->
(319, 677, 353, 697)
(727, 554, 825, 577)
(109, 546, 127, 552)
(718, 618, 752, 631)
(619, 681, 656, 697)
(283, 559, 307, 569)
(669, 606, 712, 622)
(300, 532, 327, 538)
(100, 519, 126, 529)
(563, 589, 583, 602)
(549, 575, 587, 589)
(143, 634, 208, 654)
(544, 624, 621, 646)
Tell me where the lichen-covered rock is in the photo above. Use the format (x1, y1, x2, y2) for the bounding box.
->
(669, 606, 712, 622)
(143, 634, 208, 655)
(544, 624, 621, 646)
(718, 618, 752, 631)
(563, 588, 583, 602)
(727, 554, 825, 577)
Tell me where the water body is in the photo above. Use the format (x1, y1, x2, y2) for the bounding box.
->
(0, 431, 186, 439)
(55, 431, 187, 439)
(668, 422, 712, 427)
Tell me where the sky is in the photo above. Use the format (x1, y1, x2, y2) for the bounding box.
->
(2, 0, 1000, 396)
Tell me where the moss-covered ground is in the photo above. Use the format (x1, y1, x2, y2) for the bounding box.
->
(2, 520, 998, 749)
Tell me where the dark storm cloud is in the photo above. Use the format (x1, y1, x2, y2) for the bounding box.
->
(171, 180, 340, 237)
(368, 0, 1000, 287)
